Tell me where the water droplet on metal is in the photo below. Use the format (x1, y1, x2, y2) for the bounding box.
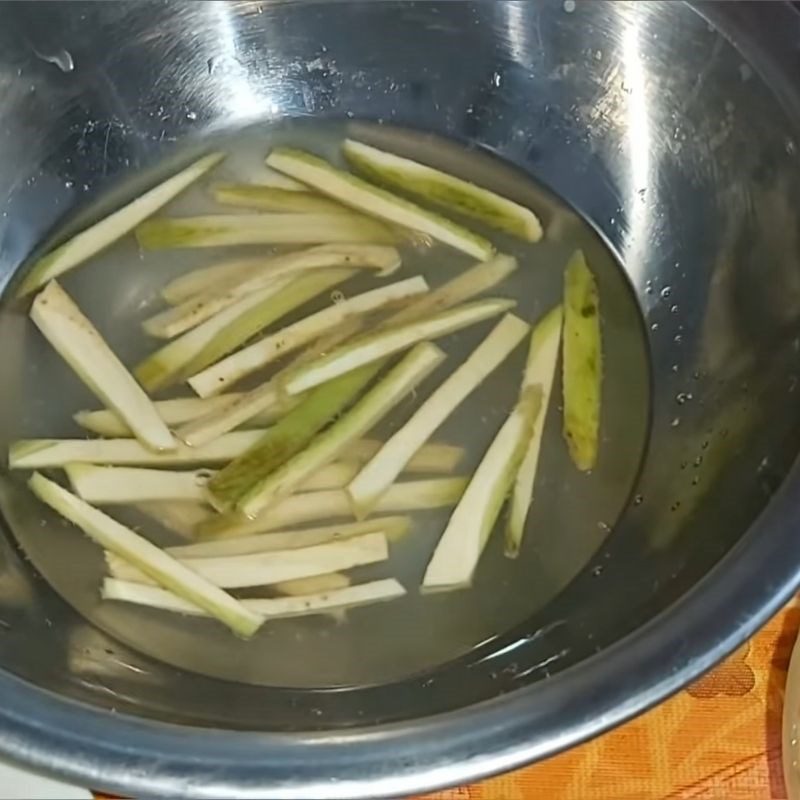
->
(591, 564, 604, 577)
(650, 322, 659, 331)
(186, 111, 197, 121)
(661, 286, 672, 299)
(671, 417, 681, 427)
(670, 304, 678, 313)
(675, 392, 693, 405)
(633, 494, 644, 506)
(563, 0, 576, 12)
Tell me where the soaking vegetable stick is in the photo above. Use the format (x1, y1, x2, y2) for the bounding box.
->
(161, 256, 276, 305)
(65, 461, 364, 505)
(9, 434, 459, 471)
(135, 212, 397, 249)
(343, 140, 543, 241)
(18, 152, 224, 296)
(144, 275, 295, 340)
(279, 298, 515, 397)
(211, 184, 351, 214)
(29, 473, 262, 637)
(266, 147, 494, 260)
(423, 387, 543, 591)
(106, 531, 389, 589)
(30, 281, 175, 452)
(347, 314, 529, 518)
(168, 517, 410, 558)
(9, 431, 266, 469)
(562, 250, 602, 472)
(188, 276, 429, 397)
(197, 477, 468, 539)
(238, 343, 446, 518)
(135, 268, 354, 392)
(145, 245, 403, 339)
(506, 305, 563, 557)
(74, 393, 294, 437)
(102, 577, 405, 619)
(207, 363, 384, 509)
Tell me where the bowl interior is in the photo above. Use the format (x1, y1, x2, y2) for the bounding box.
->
(0, 0, 798, 734)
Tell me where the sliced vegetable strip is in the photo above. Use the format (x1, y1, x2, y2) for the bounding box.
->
(562, 250, 602, 471)
(30, 282, 174, 452)
(188, 275, 428, 397)
(143, 275, 295, 340)
(211, 184, 350, 214)
(9, 431, 266, 469)
(506, 305, 563, 557)
(206, 363, 384, 510)
(343, 140, 543, 242)
(197, 477, 468, 539)
(144, 245, 402, 339)
(106, 531, 389, 589)
(29, 473, 262, 637)
(9, 434, 458, 471)
(266, 147, 494, 260)
(64, 461, 362, 505)
(18, 152, 223, 296)
(74, 393, 293, 437)
(348, 313, 529, 517)
(135, 212, 397, 249)
(102, 577, 405, 619)
(279, 298, 514, 398)
(134, 268, 354, 392)
(168, 517, 410, 558)
(238, 343, 446, 518)
(423, 386, 543, 590)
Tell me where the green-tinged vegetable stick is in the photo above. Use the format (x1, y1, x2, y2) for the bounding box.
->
(29, 472, 262, 637)
(237, 343, 446, 518)
(423, 386, 543, 591)
(135, 212, 398, 249)
(266, 147, 494, 260)
(505, 305, 563, 557)
(18, 152, 224, 296)
(343, 139, 543, 242)
(562, 250, 602, 472)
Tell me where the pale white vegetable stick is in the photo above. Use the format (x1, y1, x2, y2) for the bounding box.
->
(274, 573, 351, 596)
(74, 394, 294, 437)
(188, 276, 429, 397)
(30, 282, 174, 452)
(9, 435, 460, 472)
(423, 387, 542, 590)
(102, 577, 405, 618)
(29, 473, 262, 637)
(197, 477, 467, 538)
(280, 298, 515, 397)
(135, 502, 212, 538)
(167, 517, 410, 558)
(144, 245, 402, 339)
(347, 314, 529, 517)
(106, 531, 389, 589)
(65, 461, 363, 505)
(506, 306, 563, 557)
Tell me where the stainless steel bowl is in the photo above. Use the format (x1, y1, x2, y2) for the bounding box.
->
(2, 1, 800, 797)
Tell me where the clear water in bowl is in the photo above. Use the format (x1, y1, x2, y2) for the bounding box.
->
(0, 120, 650, 688)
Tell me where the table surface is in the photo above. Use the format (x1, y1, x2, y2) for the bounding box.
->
(8, 599, 799, 800)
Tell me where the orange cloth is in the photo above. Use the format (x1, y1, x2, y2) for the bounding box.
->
(96, 599, 798, 800)
(419, 599, 798, 800)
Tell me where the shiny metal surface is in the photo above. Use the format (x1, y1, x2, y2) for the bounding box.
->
(1, 1, 800, 797)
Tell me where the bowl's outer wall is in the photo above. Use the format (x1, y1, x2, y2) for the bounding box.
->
(1, 1, 800, 798)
